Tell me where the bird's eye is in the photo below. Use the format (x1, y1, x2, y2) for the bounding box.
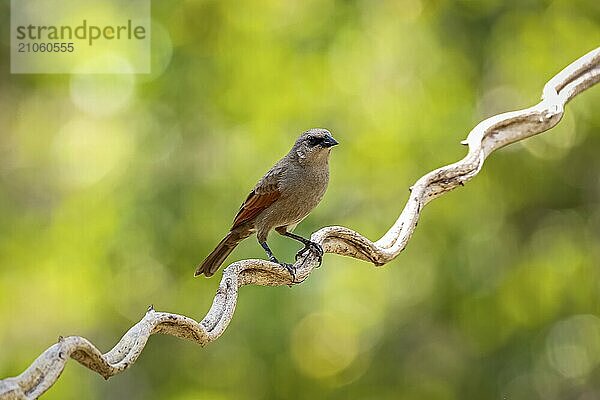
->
(307, 137, 320, 147)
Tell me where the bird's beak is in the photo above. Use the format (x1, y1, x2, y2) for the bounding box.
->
(322, 135, 339, 148)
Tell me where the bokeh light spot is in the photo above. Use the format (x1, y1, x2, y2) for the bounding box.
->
(291, 313, 359, 379)
(53, 117, 134, 187)
(546, 314, 600, 379)
(70, 55, 136, 117)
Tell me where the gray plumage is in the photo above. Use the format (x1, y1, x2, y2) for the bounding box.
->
(195, 128, 338, 277)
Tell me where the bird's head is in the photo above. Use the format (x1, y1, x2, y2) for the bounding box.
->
(293, 128, 339, 163)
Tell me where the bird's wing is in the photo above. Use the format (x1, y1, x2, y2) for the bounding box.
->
(231, 164, 284, 229)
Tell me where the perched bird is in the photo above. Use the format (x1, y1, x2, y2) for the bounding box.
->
(195, 128, 339, 278)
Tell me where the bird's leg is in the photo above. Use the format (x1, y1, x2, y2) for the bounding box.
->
(259, 240, 296, 282)
(275, 229, 324, 263)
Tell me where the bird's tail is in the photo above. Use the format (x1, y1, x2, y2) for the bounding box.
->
(195, 229, 251, 277)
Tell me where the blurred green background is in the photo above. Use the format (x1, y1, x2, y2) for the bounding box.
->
(1, 0, 600, 399)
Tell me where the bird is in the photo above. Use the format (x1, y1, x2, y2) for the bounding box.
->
(195, 128, 339, 279)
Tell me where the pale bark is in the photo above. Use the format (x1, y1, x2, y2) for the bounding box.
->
(1, 47, 599, 400)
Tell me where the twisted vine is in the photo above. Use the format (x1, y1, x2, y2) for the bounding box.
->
(1, 47, 599, 400)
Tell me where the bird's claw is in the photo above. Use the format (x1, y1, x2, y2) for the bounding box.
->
(280, 263, 297, 283)
(295, 241, 324, 266)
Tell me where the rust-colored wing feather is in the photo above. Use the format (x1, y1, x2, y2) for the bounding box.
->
(231, 164, 284, 229)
